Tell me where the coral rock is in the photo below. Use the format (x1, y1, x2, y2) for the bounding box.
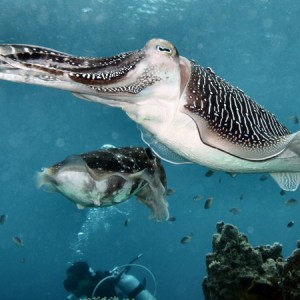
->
(203, 222, 300, 300)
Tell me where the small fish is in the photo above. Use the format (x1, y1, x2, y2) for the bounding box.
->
(37, 147, 169, 221)
(180, 233, 193, 244)
(287, 221, 295, 228)
(280, 189, 286, 196)
(12, 236, 24, 247)
(82, 7, 92, 13)
(239, 194, 244, 200)
(193, 195, 203, 201)
(259, 174, 269, 181)
(168, 216, 176, 222)
(166, 188, 176, 196)
(226, 172, 237, 178)
(124, 218, 131, 227)
(0, 214, 7, 224)
(20, 257, 27, 264)
(289, 115, 299, 124)
(284, 198, 297, 206)
(204, 197, 214, 209)
(205, 170, 214, 177)
(229, 207, 241, 215)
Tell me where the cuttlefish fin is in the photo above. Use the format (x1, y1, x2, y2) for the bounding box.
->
(268, 133, 300, 190)
(139, 127, 192, 164)
(183, 108, 300, 161)
(286, 132, 300, 156)
(270, 172, 300, 191)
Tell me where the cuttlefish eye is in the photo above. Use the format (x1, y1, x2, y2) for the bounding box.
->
(146, 39, 178, 57)
(156, 44, 173, 55)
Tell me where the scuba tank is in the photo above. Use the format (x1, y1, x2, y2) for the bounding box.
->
(91, 253, 156, 299)
(116, 273, 153, 300)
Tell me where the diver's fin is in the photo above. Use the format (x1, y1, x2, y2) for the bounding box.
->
(139, 127, 192, 164)
(270, 172, 300, 191)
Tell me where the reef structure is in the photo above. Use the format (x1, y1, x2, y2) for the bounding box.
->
(203, 222, 300, 300)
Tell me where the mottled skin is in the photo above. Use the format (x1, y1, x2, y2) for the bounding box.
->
(38, 147, 169, 221)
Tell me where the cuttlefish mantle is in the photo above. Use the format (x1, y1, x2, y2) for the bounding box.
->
(1, 39, 300, 191)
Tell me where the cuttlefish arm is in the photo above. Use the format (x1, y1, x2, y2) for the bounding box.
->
(134, 150, 169, 221)
(0, 44, 146, 98)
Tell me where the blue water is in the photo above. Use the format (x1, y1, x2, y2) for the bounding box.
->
(0, 1, 300, 299)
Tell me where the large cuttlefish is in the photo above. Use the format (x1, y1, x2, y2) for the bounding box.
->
(0, 39, 299, 190)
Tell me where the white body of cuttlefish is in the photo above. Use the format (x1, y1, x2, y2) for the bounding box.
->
(0, 39, 300, 190)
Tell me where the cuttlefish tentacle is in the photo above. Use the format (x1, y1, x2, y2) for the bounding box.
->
(0, 44, 147, 94)
(0, 44, 144, 75)
(1, 39, 300, 191)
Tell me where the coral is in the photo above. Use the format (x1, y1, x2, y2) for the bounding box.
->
(203, 222, 300, 300)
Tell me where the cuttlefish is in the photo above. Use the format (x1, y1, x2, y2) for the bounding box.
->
(0, 39, 300, 190)
(38, 147, 169, 221)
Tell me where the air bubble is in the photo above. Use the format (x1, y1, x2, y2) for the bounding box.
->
(55, 138, 65, 148)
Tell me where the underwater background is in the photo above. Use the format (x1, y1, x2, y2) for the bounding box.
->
(0, 0, 300, 299)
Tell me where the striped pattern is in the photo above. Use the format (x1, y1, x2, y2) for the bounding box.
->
(5, 45, 143, 69)
(184, 62, 290, 148)
(68, 50, 146, 85)
(2, 45, 146, 85)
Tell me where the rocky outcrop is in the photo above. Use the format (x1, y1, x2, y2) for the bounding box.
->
(202, 222, 300, 300)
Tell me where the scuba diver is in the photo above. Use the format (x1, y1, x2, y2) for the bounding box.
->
(63, 254, 155, 299)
